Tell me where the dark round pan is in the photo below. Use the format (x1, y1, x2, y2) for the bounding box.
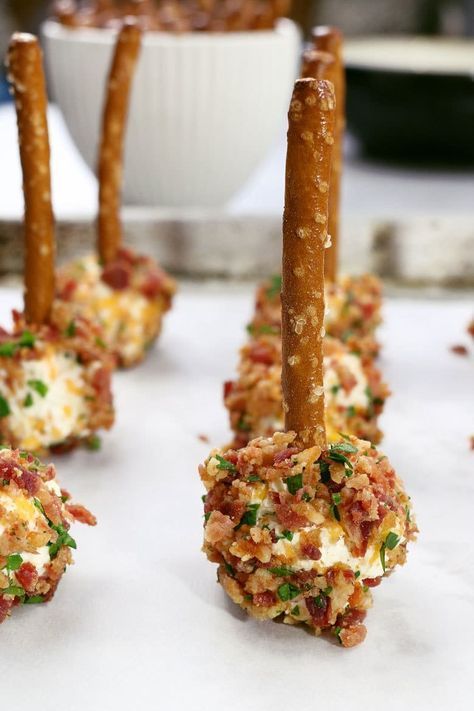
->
(345, 39, 474, 163)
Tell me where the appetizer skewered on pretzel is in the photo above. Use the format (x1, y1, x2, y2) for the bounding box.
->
(250, 27, 382, 359)
(201, 79, 416, 647)
(56, 20, 176, 368)
(0, 447, 96, 625)
(2, 33, 114, 454)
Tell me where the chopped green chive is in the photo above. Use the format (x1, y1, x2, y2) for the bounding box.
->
(86, 434, 102, 451)
(346, 405, 356, 418)
(24, 595, 45, 604)
(0, 343, 16, 356)
(19, 331, 35, 348)
(48, 524, 77, 560)
(355, 571, 361, 579)
(286, 472, 303, 495)
(380, 531, 401, 572)
(6, 554, 23, 571)
(277, 582, 300, 602)
(0, 395, 11, 418)
(278, 530, 294, 541)
(215, 454, 237, 473)
(23, 393, 33, 408)
(291, 605, 300, 616)
(65, 321, 76, 337)
(224, 562, 235, 578)
(0, 585, 25, 597)
(266, 274, 282, 299)
(27, 380, 48, 398)
(269, 566, 294, 577)
(246, 475, 262, 483)
(236, 503, 260, 529)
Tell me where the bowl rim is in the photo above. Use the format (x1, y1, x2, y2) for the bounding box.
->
(42, 17, 300, 46)
(344, 35, 474, 78)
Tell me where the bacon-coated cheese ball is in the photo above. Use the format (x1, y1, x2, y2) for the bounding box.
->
(225, 333, 389, 449)
(0, 304, 114, 454)
(0, 446, 95, 624)
(56, 248, 176, 368)
(252, 274, 382, 360)
(200, 432, 416, 647)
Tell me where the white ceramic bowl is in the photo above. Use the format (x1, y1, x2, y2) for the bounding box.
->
(42, 19, 301, 208)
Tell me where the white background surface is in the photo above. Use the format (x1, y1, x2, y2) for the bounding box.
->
(0, 283, 473, 710)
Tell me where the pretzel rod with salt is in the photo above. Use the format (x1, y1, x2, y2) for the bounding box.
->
(310, 26, 345, 283)
(97, 18, 142, 265)
(7, 34, 55, 325)
(281, 78, 336, 449)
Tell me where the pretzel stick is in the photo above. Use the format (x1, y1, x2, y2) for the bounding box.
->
(97, 19, 142, 265)
(281, 78, 336, 449)
(310, 26, 344, 283)
(7, 34, 55, 325)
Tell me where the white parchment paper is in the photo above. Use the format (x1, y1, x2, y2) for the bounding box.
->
(0, 283, 472, 711)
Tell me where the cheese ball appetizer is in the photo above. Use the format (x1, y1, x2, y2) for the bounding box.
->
(202, 78, 416, 647)
(201, 432, 416, 647)
(0, 446, 96, 624)
(56, 20, 176, 368)
(251, 273, 382, 360)
(0, 305, 114, 454)
(224, 332, 389, 449)
(57, 249, 176, 368)
(5, 33, 114, 454)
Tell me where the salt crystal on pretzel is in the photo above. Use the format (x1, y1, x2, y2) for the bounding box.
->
(201, 79, 416, 647)
(0, 447, 96, 625)
(56, 19, 176, 368)
(2, 33, 114, 455)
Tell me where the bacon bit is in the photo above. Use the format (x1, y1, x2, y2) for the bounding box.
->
(273, 447, 299, 465)
(450, 344, 469, 356)
(361, 303, 375, 319)
(470, 436, 474, 451)
(17, 468, 41, 495)
(0, 596, 12, 624)
(339, 608, 367, 628)
(15, 562, 38, 593)
(248, 342, 274, 365)
(339, 624, 367, 647)
(223, 381, 234, 399)
(205, 511, 234, 544)
(301, 543, 321, 560)
(275, 503, 309, 531)
(362, 576, 382, 588)
(306, 594, 330, 626)
(57, 278, 77, 301)
(66, 503, 97, 526)
(220, 500, 246, 523)
(253, 591, 276, 607)
(139, 268, 165, 299)
(92, 366, 112, 402)
(468, 320, 474, 339)
(101, 261, 132, 290)
(198, 434, 210, 444)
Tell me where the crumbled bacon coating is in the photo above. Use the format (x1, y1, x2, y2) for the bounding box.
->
(0, 447, 95, 625)
(225, 333, 389, 448)
(52, 0, 290, 32)
(200, 432, 417, 647)
(56, 248, 176, 368)
(251, 274, 382, 360)
(0, 303, 114, 454)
